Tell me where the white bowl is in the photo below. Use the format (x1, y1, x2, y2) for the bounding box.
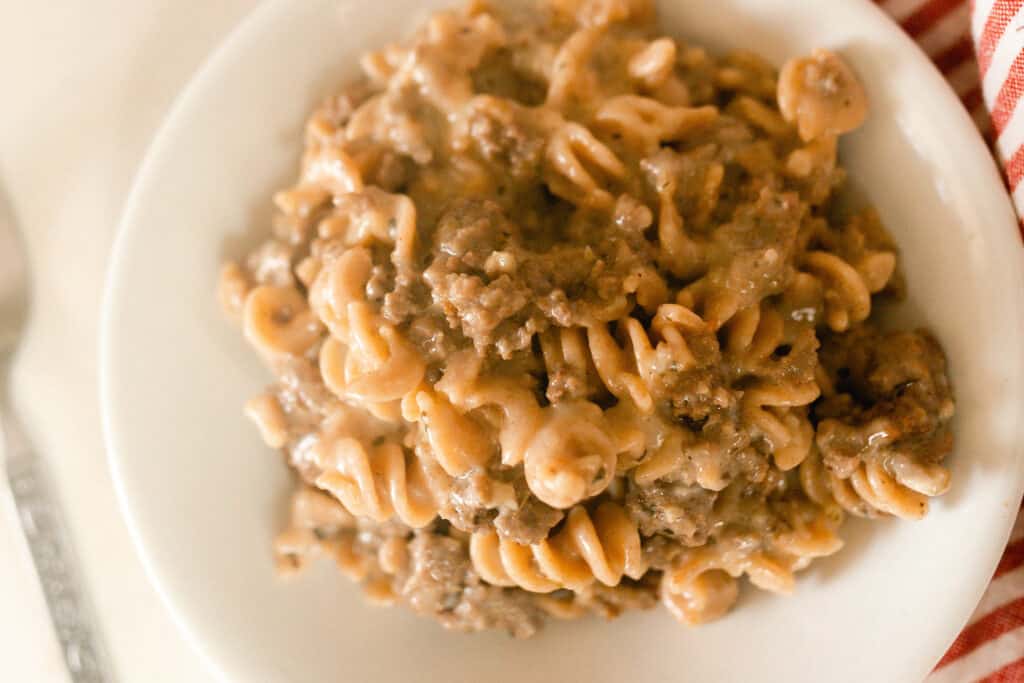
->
(100, 0, 1024, 681)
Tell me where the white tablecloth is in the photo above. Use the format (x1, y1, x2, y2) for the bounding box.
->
(0, 3, 261, 680)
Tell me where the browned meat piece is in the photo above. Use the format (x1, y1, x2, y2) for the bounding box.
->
(493, 495, 564, 545)
(423, 198, 662, 358)
(434, 470, 501, 532)
(704, 188, 807, 309)
(650, 332, 726, 423)
(462, 97, 547, 176)
(544, 358, 593, 404)
(641, 534, 683, 570)
(423, 199, 538, 357)
(401, 531, 546, 638)
(571, 576, 660, 618)
(434, 466, 564, 545)
(815, 326, 954, 475)
(626, 480, 718, 545)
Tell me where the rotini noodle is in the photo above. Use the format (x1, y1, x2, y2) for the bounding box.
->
(469, 503, 646, 592)
(546, 27, 603, 111)
(319, 319, 425, 406)
(314, 436, 442, 528)
(544, 121, 626, 208)
(245, 393, 289, 449)
(318, 188, 418, 271)
(741, 382, 819, 471)
(649, 168, 704, 279)
(799, 450, 950, 520)
(242, 285, 323, 357)
(801, 250, 872, 332)
(405, 388, 493, 477)
(523, 401, 618, 509)
(594, 95, 717, 151)
(587, 303, 705, 415)
(660, 541, 800, 625)
(433, 351, 544, 467)
(627, 37, 676, 90)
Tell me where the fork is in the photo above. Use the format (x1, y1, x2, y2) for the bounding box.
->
(0, 192, 113, 682)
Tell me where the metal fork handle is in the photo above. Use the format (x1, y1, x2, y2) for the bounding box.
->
(3, 409, 113, 683)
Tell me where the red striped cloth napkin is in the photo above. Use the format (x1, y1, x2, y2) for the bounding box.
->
(873, 1, 1024, 679)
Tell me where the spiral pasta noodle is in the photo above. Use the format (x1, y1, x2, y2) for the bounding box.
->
(647, 164, 706, 279)
(660, 544, 798, 625)
(314, 436, 442, 528)
(544, 121, 626, 209)
(594, 95, 717, 152)
(469, 502, 646, 592)
(661, 503, 842, 626)
(587, 303, 707, 414)
(242, 285, 323, 358)
(741, 383, 819, 471)
(432, 351, 544, 468)
(523, 401, 618, 509)
(319, 318, 426, 406)
(546, 26, 603, 111)
(799, 450, 950, 521)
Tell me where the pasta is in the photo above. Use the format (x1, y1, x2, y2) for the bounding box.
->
(222, 0, 956, 637)
(469, 503, 646, 592)
(522, 401, 618, 509)
(314, 436, 442, 528)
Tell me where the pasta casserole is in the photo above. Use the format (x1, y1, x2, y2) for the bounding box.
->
(219, 0, 956, 636)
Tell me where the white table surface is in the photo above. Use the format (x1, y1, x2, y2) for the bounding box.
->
(0, 2, 262, 680)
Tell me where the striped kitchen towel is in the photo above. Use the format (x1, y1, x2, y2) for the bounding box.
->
(876, 1, 1024, 680)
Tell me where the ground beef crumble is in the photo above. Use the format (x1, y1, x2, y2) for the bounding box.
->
(814, 326, 954, 477)
(401, 531, 547, 638)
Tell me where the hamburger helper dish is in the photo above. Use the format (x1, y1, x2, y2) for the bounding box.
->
(218, 0, 956, 636)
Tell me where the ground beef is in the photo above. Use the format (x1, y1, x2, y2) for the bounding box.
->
(653, 333, 727, 423)
(814, 326, 954, 475)
(723, 447, 772, 485)
(462, 97, 547, 176)
(435, 470, 501, 532)
(422, 198, 662, 358)
(369, 150, 413, 192)
(274, 355, 337, 419)
(571, 576, 660, 619)
(423, 199, 539, 357)
(722, 318, 820, 388)
(471, 46, 549, 107)
(494, 494, 564, 545)
(401, 532, 470, 615)
(544, 357, 593, 404)
(702, 188, 806, 310)
(710, 471, 790, 537)
(270, 355, 340, 485)
(401, 531, 545, 638)
(436, 467, 564, 545)
(310, 81, 374, 132)
(641, 534, 684, 570)
(380, 273, 431, 326)
(626, 480, 718, 545)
